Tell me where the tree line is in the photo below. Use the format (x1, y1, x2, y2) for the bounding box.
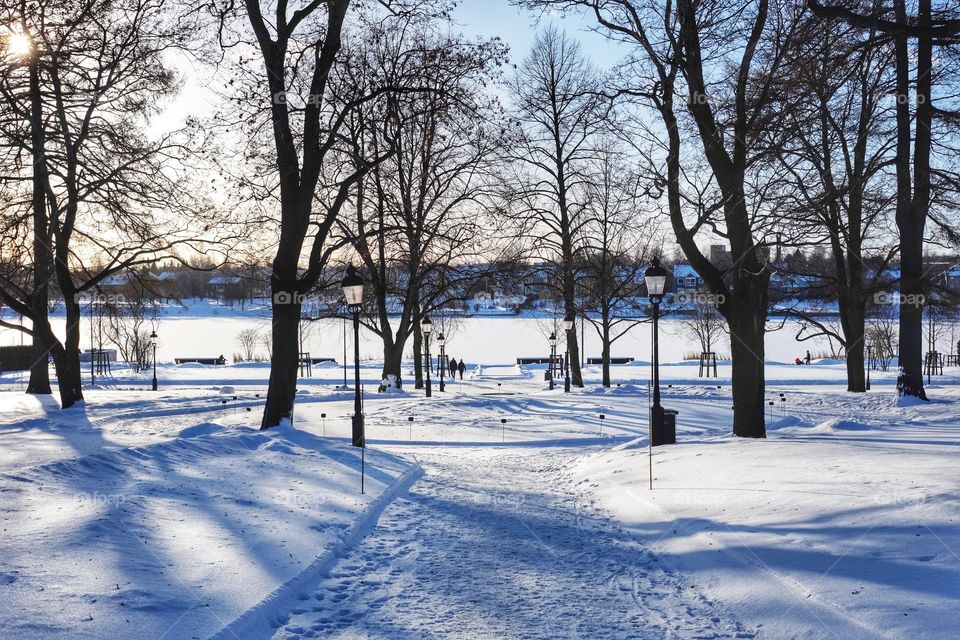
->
(1, 0, 957, 439)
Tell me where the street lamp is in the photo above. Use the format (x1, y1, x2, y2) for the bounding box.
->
(341, 266, 365, 448)
(563, 316, 574, 393)
(548, 332, 557, 390)
(866, 344, 872, 391)
(437, 332, 446, 392)
(644, 256, 668, 442)
(421, 315, 433, 398)
(150, 330, 158, 391)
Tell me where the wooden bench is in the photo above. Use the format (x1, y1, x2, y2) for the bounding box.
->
(175, 356, 227, 365)
(587, 357, 635, 365)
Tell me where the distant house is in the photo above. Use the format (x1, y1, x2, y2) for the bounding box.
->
(673, 263, 704, 293)
(207, 275, 242, 299)
(770, 272, 822, 296)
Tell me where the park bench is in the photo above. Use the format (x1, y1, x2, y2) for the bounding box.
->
(516, 357, 553, 364)
(586, 357, 635, 365)
(175, 356, 227, 365)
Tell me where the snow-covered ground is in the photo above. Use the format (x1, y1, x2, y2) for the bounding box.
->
(1, 355, 958, 639)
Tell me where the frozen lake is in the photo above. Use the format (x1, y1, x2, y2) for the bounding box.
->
(1, 299, 839, 366)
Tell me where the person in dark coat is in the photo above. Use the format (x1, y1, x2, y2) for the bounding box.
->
(449, 356, 457, 377)
(457, 359, 466, 379)
(805, 350, 811, 365)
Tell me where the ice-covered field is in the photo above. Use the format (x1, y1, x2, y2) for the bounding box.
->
(0, 298, 843, 365)
(2, 347, 959, 638)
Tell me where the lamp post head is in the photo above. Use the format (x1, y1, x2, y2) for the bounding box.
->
(437, 332, 445, 347)
(421, 315, 433, 335)
(563, 316, 574, 332)
(548, 332, 557, 347)
(149, 330, 158, 346)
(341, 265, 364, 311)
(644, 256, 668, 304)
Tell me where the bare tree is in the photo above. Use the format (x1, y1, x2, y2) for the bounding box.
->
(678, 300, 727, 357)
(769, 10, 898, 392)
(0, 0, 222, 408)
(236, 328, 261, 362)
(522, 0, 800, 436)
(208, 0, 441, 427)
(866, 302, 898, 372)
(104, 295, 159, 371)
(578, 140, 657, 387)
(336, 26, 507, 389)
(809, 0, 960, 399)
(506, 27, 608, 388)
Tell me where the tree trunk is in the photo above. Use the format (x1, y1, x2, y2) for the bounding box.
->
(841, 300, 866, 393)
(898, 232, 926, 398)
(55, 298, 85, 408)
(381, 338, 404, 388)
(563, 294, 583, 387)
(27, 304, 52, 395)
(601, 310, 611, 388)
(725, 293, 767, 438)
(26, 59, 51, 396)
(261, 294, 301, 428)
(412, 323, 424, 389)
(891, 0, 929, 400)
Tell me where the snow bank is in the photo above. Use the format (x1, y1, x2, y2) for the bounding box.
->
(0, 412, 417, 640)
(570, 391, 960, 639)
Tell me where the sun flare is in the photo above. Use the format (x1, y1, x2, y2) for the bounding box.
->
(7, 32, 31, 57)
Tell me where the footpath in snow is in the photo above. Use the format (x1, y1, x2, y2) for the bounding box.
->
(270, 448, 752, 639)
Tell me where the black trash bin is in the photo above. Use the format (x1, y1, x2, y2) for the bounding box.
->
(651, 407, 678, 446)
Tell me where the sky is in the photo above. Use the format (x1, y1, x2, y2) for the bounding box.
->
(451, 0, 626, 68)
(156, 0, 627, 133)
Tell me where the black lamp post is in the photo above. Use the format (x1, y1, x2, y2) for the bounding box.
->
(548, 332, 557, 390)
(421, 315, 433, 398)
(644, 257, 668, 440)
(437, 332, 446, 392)
(866, 344, 872, 391)
(563, 316, 574, 393)
(341, 266, 365, 448)
(150, 330, 158, 391)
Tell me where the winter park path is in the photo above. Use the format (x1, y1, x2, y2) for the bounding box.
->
(269, 448, 751, 639)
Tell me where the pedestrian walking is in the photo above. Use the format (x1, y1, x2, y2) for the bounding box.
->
(457, 359, 466, 380)
(449, 356, 457, 378)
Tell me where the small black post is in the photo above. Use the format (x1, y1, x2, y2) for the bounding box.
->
(151, 331, 158, 391)
(408, 415, 413, 440)
(321, 412, 326, 436)
(501, 417, 506, 442)
(599, 413, 605, 436)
